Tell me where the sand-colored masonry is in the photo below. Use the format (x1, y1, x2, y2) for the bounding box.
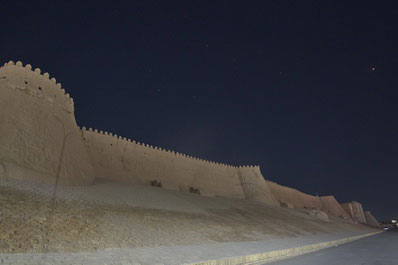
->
(341, 201, 367, 223)
(81, 128, 278, 205)
(0, 61, 379, 224)
(0, 61, 94, 185)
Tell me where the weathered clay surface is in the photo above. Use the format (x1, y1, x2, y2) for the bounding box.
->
(266, 180, 323, 210)
(0, 61, 372, 217)
(0, 61, 279, 206)
(266, 181, 358, 222)
(238, 166, 279, 205)
(364, 211, 380, 227)
(319, 195, 352, 221)
(0, 62, 94, 185)
(341, 201, 367, 223)
(81, 127, 279, 206)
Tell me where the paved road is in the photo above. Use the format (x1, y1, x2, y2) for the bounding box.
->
(266, 231, 397, 265)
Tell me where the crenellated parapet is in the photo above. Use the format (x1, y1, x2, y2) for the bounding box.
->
(77, 125, 279, 204)
(0, 60, 95, 186)
(1, 60, 362, 211)
(78, 126, 260, 170)
(0, 61, 74, 113)
(0, 60, 277, 205)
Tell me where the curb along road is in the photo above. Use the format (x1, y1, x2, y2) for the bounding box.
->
(186, 230, 384, 265)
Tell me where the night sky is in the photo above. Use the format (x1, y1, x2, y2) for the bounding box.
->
(1, 1, 397, 221)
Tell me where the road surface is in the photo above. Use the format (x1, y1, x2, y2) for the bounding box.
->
(266, 230, 397, 265)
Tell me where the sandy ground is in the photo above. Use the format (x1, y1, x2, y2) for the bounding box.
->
(0, 177, 376, 256)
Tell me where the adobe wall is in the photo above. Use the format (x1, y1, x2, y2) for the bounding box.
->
(364, 211, 380, 227)
(0, 60, 374, 215)
(266, 180, 323, 210)
(237, 166, 279, 205)
(0, 60, 279, 206)
(0, 61, 95, 185)
(341, 201, 367, 223)
(319, 196, 351, 221)
(81, 128, 279, 206)
(266, 181, 355, 221)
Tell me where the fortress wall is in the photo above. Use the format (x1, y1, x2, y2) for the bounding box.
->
(0, 60, 277, 205)
(340, 203, 354, 221)
(3, 60, 364, 211)
(350, 202, 367, 223)
(81, 128, 279, 206)
(0, 61, 94, 185)
(81, 127, 244, 198)
(341, 201, 367, 223)
(0, 61, 74, 113)
(299, 192, 323, 210)
(238, 166, 279, 205)
(319, 196, 351, 220)
(364, 211, 380, 227)
(266, 180, 358, 220)
(266, 180, 322, 210)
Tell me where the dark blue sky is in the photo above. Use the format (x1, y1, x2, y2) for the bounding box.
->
(1, 1, 397, 221)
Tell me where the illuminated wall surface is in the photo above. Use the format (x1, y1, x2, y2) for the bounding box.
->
(341, 201, 367, 223)
(0, 61, 278, 206)
(0, 61, 94, 185)
(364, 211, 380, 227)
(0, 61, 379, 225)
(81, 127, 278, 206)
